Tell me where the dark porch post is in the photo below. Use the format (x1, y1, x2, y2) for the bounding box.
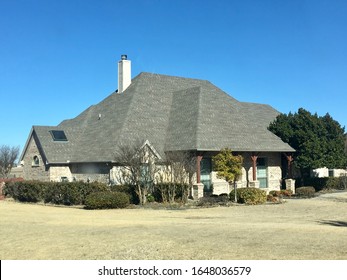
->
(196, 154, 203, 183)
(285, 153, 294, 179)
(251, 153, 258, 181)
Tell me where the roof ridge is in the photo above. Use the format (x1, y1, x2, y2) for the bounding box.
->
(138, 71, 209, 83)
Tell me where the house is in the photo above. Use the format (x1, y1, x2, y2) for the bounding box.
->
(19, 55, 295, 198)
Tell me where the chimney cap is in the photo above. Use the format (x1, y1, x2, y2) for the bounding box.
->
(121, 54, 127, 60)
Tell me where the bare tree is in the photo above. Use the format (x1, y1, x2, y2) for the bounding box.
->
(0, 145, 20, 178)
(114, 140, 158, 205)
(158, 151, 196, 203)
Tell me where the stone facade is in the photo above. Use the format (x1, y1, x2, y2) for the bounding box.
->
(210, 152, 283, 195)
(21, 135, 111, 183)
(22, 134, 50, 181)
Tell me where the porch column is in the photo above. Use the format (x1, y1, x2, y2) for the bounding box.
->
(285, 154, 294, 179)
(196, 154, 203, 183)
(251, 153, 258, 181)
(193, 153, 204, 199)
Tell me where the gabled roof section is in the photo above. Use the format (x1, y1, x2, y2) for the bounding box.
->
(23, 72, 294, 164)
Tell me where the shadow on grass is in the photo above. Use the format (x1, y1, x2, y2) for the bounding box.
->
(318, 220, 347, 227)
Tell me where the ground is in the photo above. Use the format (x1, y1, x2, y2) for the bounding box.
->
(0, 191, 347, 260)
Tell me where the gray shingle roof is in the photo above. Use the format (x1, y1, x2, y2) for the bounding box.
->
(25, 72, 294, 163)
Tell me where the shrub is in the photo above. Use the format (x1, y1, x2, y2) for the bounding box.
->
(267, 194, 279, 203)
(5, 181, 46, 202)
(43, 181, 110, 206)
(230, 187, 267, 205)
(78, 181, 110, 204)
(269, 189, 293, 197)
(281, 189, 293, 197)
(326, 177, 347, 190)
(84, 191, 130, 209)
(146, 193, 155, 203)
(269, 190, 281, 197)
(296, 186, 316, 198)
(110, 184, 139, 204)
(44, 182, 81, 205)
(196, 194, 230, 207)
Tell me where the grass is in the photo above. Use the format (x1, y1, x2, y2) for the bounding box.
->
(1, 192, 347, 260)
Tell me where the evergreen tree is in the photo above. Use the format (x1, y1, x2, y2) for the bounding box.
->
(269, 108, 347, 177)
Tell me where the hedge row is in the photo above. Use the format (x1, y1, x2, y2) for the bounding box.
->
(2, 181, 190, 206)
(3, 181, 124, 207)
(296, 176, 347, 191)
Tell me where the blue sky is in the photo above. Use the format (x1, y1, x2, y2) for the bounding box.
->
(1, 0, 346, 153)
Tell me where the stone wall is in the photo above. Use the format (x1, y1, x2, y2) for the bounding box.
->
(49, 166, 72, 182)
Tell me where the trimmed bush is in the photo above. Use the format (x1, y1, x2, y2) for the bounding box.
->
(269, 189, 293, 197)
(84, 191, 130, 209)
(44, 182, 81, 205)
(78, 181, 110, 204)
(5, 181, 46, 202)
(296, 186, 316, 198)
(110, 184, 139, 204)
(4, 180, 110, 206)
(230, 187, 267, 205)
(197, 194, 230, 207)
(43, 181, 110, 205)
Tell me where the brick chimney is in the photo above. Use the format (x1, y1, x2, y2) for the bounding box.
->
(118, 54, 131, 93)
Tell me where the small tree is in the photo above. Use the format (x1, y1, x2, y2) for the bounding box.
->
(0, 145, 20, 178)
(212, 148, 243, 202)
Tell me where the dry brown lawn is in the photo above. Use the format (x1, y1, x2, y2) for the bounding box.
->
(1, 191, 347, 260)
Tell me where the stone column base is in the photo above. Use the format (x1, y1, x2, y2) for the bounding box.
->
(193, 183, 204, 200)
(285, 179, 296, 194)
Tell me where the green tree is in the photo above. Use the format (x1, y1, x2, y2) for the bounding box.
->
(269, 108, 347, 178)
(212, 148, 243, 202)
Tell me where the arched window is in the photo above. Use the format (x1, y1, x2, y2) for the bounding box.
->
(32, 155, 40, 166)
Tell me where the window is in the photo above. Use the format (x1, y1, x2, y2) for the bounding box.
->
(32, 156, 40, 167)
(257, 157, 268, 188)
(49, 130, 68, 141)
(201, 158, 212, 194)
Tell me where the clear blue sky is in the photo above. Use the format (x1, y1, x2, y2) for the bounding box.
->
(1, 0, 346, 153)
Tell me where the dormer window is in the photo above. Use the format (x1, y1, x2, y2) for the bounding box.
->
(49, 130, 68, 141)
(32, 156, 40, 167)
